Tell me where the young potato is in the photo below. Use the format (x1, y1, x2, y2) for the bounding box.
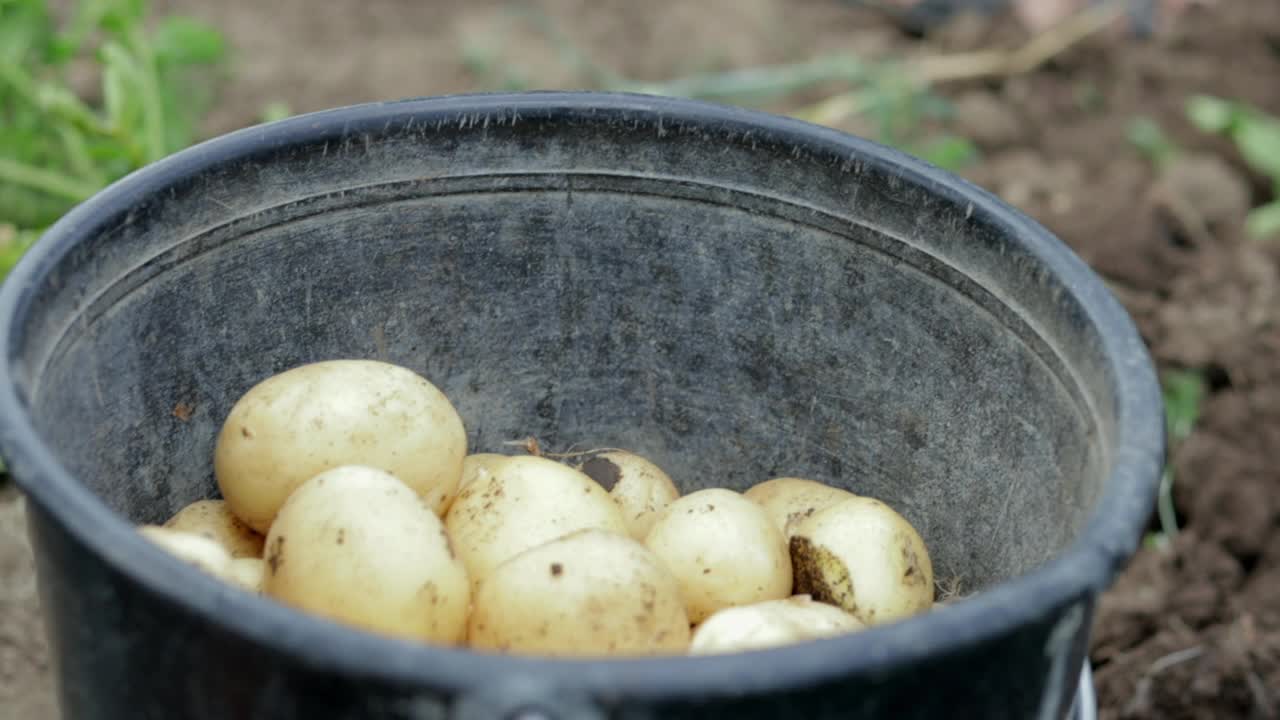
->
(139, 525, 234, 576)
(457, 453, 512, 493)
(578, 450, 680, 540)
(262, 465, 470, 644)
(468, 529, 690, 656)
(445, 455, 628, 587)
(789, 496, 934, 626)
(226, 558, 265, 593)
(214, 359, 466, 532)
(689, 595, 864, 655)
(643, 488, 792, 623)
(163, 498, 264, 558)
(743, 477, 856, 540)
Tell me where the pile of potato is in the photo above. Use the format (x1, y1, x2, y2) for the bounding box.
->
(140, 359, 937, 657)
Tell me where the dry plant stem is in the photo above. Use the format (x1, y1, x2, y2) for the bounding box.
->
(795, 1, 1125, 126)
(500, 438, 638, 460)
(909, 1, 1126, 84)
(539, 447, 630, 460)
(500, 437, 543, 456)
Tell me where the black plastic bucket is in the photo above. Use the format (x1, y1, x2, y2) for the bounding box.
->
(0, 92, 1163, 720)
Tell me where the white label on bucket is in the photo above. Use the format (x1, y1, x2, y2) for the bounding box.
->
(1035, 603, 1084, 720)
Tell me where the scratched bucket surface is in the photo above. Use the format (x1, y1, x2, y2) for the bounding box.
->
(0, 92, 1163, 720)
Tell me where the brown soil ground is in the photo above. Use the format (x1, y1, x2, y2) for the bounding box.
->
(3, 1, 1280, 717)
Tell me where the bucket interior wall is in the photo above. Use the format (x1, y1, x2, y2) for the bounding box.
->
(14, 106, 1112, 592)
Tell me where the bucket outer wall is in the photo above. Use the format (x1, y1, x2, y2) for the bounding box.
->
(0, 92, 1165, 720)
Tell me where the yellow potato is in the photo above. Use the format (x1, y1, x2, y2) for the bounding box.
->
(214, 359, 466, 532)
(468, 529, 690, 656)
(226, 558, 265, 593)
(457, 453, 512, 494)
(789, 496, 934, 626)
(445, 455, 628, 587)
(262, 465, 470, 644)
(643, 488, 792, 623)
(689, 595, 864, 654)
(578, 450, 680, 540)
(743, 477, 856, 540)
(139, 525, 233, 576)
(163, 499, 264, 558)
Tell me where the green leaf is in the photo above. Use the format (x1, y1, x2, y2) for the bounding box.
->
(1245, 201, 1280, 240)
(1143, 532, 1169, 551)
(101, 48, 133, 134)
(259, 101, 292, 124)
(912, 135, 979, 172)
(152, 17, 225, 66)
(1186, 94, 1236, 133)
(97, 0, 149, 36)
(1127, 116, 1176, 168)
(1233, 115, 1280, 179)
(0, 223, 40, 280)
(1162, 369, 1205, 444)
(0, 0, 52, 65)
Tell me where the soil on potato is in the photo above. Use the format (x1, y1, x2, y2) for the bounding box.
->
(3, 1, 1280, 717)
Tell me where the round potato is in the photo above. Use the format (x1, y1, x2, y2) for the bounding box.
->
(226, 558, 265, 593)
(468, 529, 690, 656)
(743, 477, 856, 540)
(139, 525, 233, 576)
(262, 465, 470, 644)
(643, 488, 792, 623)
(789, 496, 934, 626)
(689, 595, 864, 654)
(457, 453, 512, 493)
(214, 359, 467, 532)
(163, 499, 264, 558)
(578, 450, 680, 540)
(446, 455, 628, 587)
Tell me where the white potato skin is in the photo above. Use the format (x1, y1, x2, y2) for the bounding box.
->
(577, 451, 681, 540)
(790, 496, 934, 626)
(743, 477, 856, 540)
(163, 499, 264, 558)
(457, 453, 512, 494)
(262, 465, 470, 644)
(446, 455, 629, 588)
(214, 359, 466, 533)
(468, 529, 690, 656)
(226, 558, 265, 593)
(689, 595, 864, 654)
(139, 525, 234, 576)
(643, 488, 792, 624)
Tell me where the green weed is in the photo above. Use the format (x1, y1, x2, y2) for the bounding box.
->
(1186, 94, 1280, 239)
(1126, 116, 1178, 170)
(1147, 368, 1206, 549)
(0, 0, 226, 276)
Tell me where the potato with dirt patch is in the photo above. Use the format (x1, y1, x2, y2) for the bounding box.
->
(468, 529, 690, 656)
(446, 455, 628, 587)
(214, 359, 466, 533)
(689, 594, 864, 654)
(789, 496, 933, 626)
(577, 450, 680, 540)
(743, 477, 856, 540)
(163, 498, 264, 558)
(262, 465, 470, 644)
(644, 488, 792, 623)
